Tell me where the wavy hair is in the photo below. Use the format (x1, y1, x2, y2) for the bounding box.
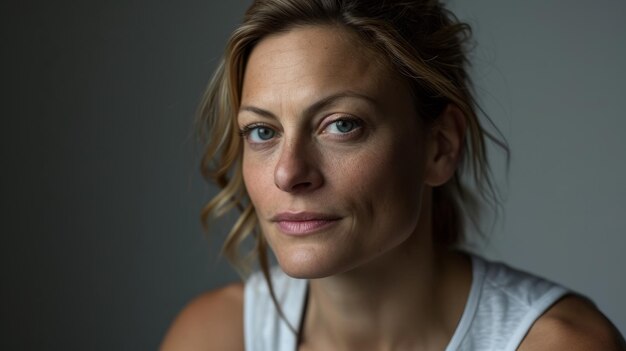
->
(198, 0, 508, 278)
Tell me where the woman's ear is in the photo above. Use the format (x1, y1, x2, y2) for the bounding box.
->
(424, 104, 467, 186)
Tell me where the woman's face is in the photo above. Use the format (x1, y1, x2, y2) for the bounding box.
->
(239, 25, 431, 278)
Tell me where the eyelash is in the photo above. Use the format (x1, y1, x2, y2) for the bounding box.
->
(238, 123, 272, 138)
(238, 116, 364, 144)
(322, 116, 363, 136)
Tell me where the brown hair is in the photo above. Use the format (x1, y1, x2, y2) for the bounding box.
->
(198, 0, 507, 275)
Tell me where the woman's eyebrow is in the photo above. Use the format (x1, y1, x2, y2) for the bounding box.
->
(302, 91, 377, 117)
(238, 105, 277, 120)
(238, 91, 377, 120)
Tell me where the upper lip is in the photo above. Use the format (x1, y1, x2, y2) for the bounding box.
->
(270, 211, 342, 222)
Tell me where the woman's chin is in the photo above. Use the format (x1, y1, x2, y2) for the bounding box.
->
(274, 248, 380, 280)
(274, 250, 348, 280)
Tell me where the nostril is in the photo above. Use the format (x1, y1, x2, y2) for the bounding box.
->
(274, 176, 313, 192)
(290, 181, 313, 192)
(273, 142, 324, 193)
(274, 164, 323, 193)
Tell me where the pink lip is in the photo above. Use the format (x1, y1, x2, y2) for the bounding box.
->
(271, 212, 341, 235)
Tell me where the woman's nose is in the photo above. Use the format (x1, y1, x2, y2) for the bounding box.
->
(273, 139, 323, 193)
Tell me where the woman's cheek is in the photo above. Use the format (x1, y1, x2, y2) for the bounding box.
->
(242, 160, 268, 208)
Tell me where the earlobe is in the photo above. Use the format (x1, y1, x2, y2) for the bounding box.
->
(424, 104, 467, 187)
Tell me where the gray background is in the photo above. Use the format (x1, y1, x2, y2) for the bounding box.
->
(1, 0, 624, 349)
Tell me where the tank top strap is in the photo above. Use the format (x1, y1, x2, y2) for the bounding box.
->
(445, 254, 487, 350)
(448, 254, 570, 350)
(244, 266, 307, 351)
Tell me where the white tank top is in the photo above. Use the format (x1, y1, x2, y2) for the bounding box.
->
(244, 255, 570, 350)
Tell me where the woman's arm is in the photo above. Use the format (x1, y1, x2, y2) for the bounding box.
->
(160, 283, 245, 351)
(520, 295, 626, 351)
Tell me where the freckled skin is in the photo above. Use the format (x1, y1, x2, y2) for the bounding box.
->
(239, 25, 431, 279)
(162, 23, 624, 351)
(164, 25, 625, 351)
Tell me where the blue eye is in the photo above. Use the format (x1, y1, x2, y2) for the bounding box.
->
(325, 119, 360, 134)
(241, 125, 276, 143)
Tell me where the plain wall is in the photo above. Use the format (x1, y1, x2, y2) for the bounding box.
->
(1, 0, 624, 349)
(449, 0, 626, 335)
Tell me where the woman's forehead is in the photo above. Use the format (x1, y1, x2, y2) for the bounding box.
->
(240, 25, 405, 110)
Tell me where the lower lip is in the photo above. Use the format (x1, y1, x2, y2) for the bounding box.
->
(276, 219, 340, 235)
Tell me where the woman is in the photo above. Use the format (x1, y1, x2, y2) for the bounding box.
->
(162, 1, 625, 350)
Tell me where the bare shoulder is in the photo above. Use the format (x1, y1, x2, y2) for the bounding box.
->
(160, 282, 245, 351)
(519, 294, 626, 351)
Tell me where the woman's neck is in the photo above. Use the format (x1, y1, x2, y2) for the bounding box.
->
(299, 218, 472, 351)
